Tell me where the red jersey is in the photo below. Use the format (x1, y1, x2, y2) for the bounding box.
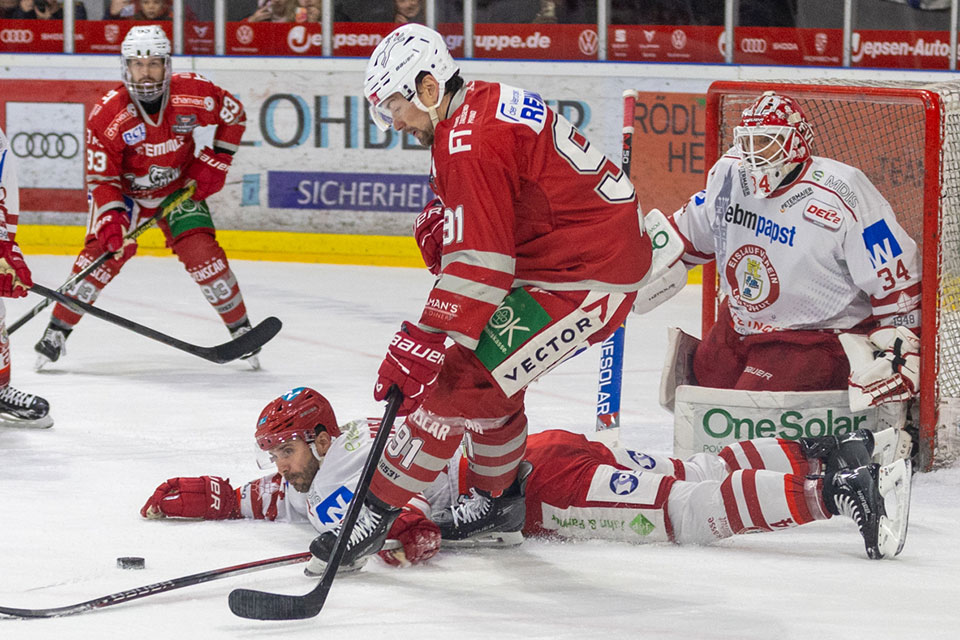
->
(85, 73, 245, 224)
(422, 81, 651, 349)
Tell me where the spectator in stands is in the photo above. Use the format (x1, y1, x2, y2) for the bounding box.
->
(1, 0, 19, 17)
(106, 0, 134, 18)
(245, 0, 296, 22)
(9, 0, 87, 19)
(394, 0, 424, 24)
(296, 0, 319, 22)
(133, 0, 169, 20)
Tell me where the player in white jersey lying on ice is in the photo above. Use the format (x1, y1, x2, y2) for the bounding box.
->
(666, 90, 921, 410)
(140, 386, 912, 563)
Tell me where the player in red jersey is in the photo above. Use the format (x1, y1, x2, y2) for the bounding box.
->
(308, 23, 653, 570)
(0, 126, 52, 428)
(33, 25, 261, 370)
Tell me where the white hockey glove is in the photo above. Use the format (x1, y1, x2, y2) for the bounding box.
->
(839, 326, 920, 412)
(631, 208, 687, 314)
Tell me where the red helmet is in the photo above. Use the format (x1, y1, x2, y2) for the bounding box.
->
(733, 91, 814, 198)
(254, 387, 339, 452)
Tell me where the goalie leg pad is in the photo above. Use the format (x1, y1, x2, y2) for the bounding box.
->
(659, 327, 700, 412)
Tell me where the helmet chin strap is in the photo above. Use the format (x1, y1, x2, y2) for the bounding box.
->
(427, 103, 442, 128)
(309, 441, 325, 464)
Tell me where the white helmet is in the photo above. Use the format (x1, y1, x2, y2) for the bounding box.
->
(364, 24, 459, 131)
(121, 25, 172, 104)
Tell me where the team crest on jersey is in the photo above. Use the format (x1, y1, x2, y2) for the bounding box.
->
(172, 114, 198, 134)
(609, 471, 640, 495)
(495, 84, 546, 134)
(123, 165, 180, 192)
(724, 244, 781, 312)
(122, 124, 146, 146)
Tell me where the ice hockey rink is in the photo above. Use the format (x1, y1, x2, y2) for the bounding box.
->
(0, 254, 958, 639)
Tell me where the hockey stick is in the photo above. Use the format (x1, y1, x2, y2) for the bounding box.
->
(8, 184, 196, 335)
(595, 90, 638, 440)
(28, 283, 282, 364)
(0, 552, 311, 619)
(228, 387, 404, 620)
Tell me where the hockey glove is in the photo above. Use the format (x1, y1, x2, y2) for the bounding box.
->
(374, 321, 446, 415)
(93, 208, 137, 261)
(140, 476, 240, 520)
(0, 240, 33, 298)
(185, 147, 232, 202)
(839, 326, 920, 412)
(378, 509, 441, 567)
(414, 198, 445, 275)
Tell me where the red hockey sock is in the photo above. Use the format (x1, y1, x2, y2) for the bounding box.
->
(170, 231, 248, 328)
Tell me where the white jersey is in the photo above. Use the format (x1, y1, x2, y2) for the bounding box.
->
(236, 419, 375, 534)
(673, 152, 921, 335)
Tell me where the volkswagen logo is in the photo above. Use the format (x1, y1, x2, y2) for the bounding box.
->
(0, 29, 34, 44)
(10, 132, 80, 159)
(578, 29, 598, 56)
(740, 38, 768, 54)
(236, 25, 254, 46)
(671, 29, 687, 50)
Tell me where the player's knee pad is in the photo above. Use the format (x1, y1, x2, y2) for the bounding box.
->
(672, 384, 907, 460)
(170, 228, 224, 270)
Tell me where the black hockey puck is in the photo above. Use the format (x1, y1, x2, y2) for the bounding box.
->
(117, 556, 145, 570)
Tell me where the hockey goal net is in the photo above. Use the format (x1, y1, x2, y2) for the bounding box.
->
(703, 80, 960, 470)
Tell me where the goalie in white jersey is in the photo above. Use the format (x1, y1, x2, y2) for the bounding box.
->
(671, 91, 921, 407)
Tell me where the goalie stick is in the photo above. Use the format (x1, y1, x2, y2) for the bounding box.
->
(28, 283, 282, 364)
(595, 90, 638, 442)
(228, 387, 403, 620)
(0, 552, 311, 619)
(8, 184, 197, 335)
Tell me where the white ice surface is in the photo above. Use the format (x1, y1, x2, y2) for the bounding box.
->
(0, 255, 958, 639)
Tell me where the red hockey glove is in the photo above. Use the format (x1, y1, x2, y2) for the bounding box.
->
(414, 198, 445, 275)
(378, 509, 441, 567)
(185, 147, 232, 202)
(93, 208, 137, 261)
(0, 240, 33, 298)
(140, 476, 240, 520)
(374, 322, 446, 415)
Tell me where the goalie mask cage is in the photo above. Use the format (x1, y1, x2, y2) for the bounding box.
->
(701, 80, 960, 470)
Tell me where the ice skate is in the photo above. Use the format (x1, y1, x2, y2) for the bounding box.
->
(33, 323, 71, 371)
(307, 495, 400, 574)
(435, 461, 532, 548)
(229, 320, 261, 370)
(0, 385, 52, 429)
(800, 428, 911, 469)
(824, 459, 911, 559)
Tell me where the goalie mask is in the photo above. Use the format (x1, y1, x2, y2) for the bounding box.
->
(254, 387, 339, 469)
(364, 23, 459, 131)
(734, 91, 814, 198)
(121, 25, 172, 105)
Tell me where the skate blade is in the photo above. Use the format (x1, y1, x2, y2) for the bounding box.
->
(0, 413, 54, 429)
(876, 458, 912, 558)
(302, 554, 368, 577)
(33, 354, 53, 372)
(241, 354, 261, 371)
(441, 530, 523, 549)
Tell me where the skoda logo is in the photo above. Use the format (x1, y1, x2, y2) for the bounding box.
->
(0, 29, 34, 44)
(740, 38, 768, 54)
(11, 132, 80, 159)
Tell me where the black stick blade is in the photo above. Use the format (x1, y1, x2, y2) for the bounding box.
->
(209, 317, 283, 363)
(228, 587, 327, 620)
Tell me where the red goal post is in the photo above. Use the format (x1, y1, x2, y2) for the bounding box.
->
(703, 80, 960, 470)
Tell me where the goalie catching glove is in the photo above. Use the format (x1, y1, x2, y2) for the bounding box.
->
(140, 476, 240, 520)
(0, 240, 33, 298)
(374, 321, 446, 415)
(839, 326, 920, 412)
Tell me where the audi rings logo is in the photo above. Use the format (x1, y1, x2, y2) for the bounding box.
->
(11, 132, 80, 160)
(0, 29, 34, 44)
(740, 38, 768, 54)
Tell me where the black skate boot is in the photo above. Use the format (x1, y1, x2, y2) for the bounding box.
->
(306, 494, 400, 575)
(0, 385, 53, 429)
(229, 320, 261, 370)
(823, 463, 885, 559)
(801, 428, 914, 469)
(435, 460, 532, 547)
(34, 322, 72, 371)
(800, 429, 875, 472)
